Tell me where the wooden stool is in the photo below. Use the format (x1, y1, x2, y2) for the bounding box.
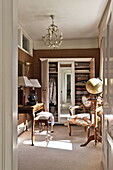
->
(34, 115, 50, 132)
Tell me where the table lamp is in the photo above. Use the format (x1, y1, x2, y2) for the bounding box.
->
(29, 79, 41, 104)
(18, 76, 33, 87)
(30, 79, 41, 89)
(18, 76, 33, 104)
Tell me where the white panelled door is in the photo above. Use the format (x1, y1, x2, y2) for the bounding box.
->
(103, 8, 113, 170)
(41, 59, 49, 111)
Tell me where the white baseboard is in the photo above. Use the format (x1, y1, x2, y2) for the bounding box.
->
(18, 120, 32, 136)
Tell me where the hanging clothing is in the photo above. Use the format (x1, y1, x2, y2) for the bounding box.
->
(49, 78, 56, 105)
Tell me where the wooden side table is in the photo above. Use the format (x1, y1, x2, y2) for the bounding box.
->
(18, 103, 43, 146)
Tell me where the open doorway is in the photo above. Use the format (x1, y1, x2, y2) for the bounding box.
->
(59, 62, 73, 122)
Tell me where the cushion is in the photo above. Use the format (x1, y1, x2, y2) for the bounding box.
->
(35, 111, 55, 125)
(67, 113, 94, 126)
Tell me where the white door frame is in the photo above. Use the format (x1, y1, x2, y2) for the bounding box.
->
(64, 72, 71, 103)
(58, 62, 75, 120)
(41, 59, 49, 111)
(58, 62, 61, 122)
(0, 0, 18, 170)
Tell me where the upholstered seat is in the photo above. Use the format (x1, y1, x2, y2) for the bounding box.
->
(67, 95, 93, 136)
(34, 111, 54, 133)
(67, 95, 102, 140)
(68, 113, 94, 127)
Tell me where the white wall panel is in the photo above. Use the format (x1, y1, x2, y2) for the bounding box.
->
(0, 0, 18, 170)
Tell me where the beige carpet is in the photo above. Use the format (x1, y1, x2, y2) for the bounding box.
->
(18, 125, 103, 170)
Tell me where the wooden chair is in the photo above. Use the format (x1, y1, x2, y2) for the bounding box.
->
(68, 95, 103, 146)
(67, 95, 94, 137)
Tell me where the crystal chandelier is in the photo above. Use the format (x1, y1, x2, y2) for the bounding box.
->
(42, 15, 63, 48)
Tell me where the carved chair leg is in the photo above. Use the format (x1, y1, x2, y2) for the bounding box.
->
(69, 123, 71, 136)
(87, 126, 90, 138)
(84, 126, 87, 132)
(99, 118, 102, 136)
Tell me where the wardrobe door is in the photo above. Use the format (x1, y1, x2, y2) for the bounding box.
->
(41, 60, 49, 111)
(90, 58, 95, 78)
(49, 62, 58, 122)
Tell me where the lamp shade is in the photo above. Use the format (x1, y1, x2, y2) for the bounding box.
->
(18, 76, 33, 87)
(30, 79, 41, 88)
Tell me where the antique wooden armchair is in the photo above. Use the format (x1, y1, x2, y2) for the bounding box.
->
(67, 95, 94, 137)
(67, 95, 103, 146)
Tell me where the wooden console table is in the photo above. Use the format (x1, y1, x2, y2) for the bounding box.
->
(18, 103, 43, 146)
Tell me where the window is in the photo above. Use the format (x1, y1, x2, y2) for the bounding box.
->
(18, 26, 33, 56)
(22, 34, 30, 52)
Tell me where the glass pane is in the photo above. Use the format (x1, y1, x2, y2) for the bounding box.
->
(67, 74, 71, 103)
(23, 34, 30, 52)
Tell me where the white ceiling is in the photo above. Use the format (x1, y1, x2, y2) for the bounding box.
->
(18, 0, 107, 41)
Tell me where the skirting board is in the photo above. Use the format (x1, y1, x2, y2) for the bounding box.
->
(18, 120, 32, 136)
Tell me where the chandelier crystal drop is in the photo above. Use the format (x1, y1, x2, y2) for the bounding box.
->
(42, 15, 63, 48)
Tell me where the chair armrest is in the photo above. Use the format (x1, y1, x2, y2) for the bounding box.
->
(69, 105, 83, 116)
(96, 106, 103, 113)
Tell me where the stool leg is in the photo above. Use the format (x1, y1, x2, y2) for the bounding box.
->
(51, 125, 54, 132)
(42, 123, 45, 130)
(47, 121, 49, 135)
(39, 123, 42, 132)
(46, 121, 50, 142)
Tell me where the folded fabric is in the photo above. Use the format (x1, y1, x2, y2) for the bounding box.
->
(36, 111, 55, 125)
(68, 113, 94, 126)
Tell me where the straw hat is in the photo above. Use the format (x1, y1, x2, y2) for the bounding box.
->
(86, 78, 102, 94)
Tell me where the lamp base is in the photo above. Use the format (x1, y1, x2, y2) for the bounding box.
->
(25, 101, 37, 106)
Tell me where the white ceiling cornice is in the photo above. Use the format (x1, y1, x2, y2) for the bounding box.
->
(33, 38, 99, 50)
(18, 0, 108, 41)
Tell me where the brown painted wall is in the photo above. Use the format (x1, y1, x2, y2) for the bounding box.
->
(18, 48, 34, 103)
(18, 48, 100, 126)
(33, 48, 100, 101)
(18, 48, 34, 125)
(18, 48, 34, 78)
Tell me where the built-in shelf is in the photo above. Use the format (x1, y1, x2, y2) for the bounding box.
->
(75, 66, 90, 69)
(49, 72, 58, 73)
(75, 61, 94, 114)
(49, 62, 58, 122)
